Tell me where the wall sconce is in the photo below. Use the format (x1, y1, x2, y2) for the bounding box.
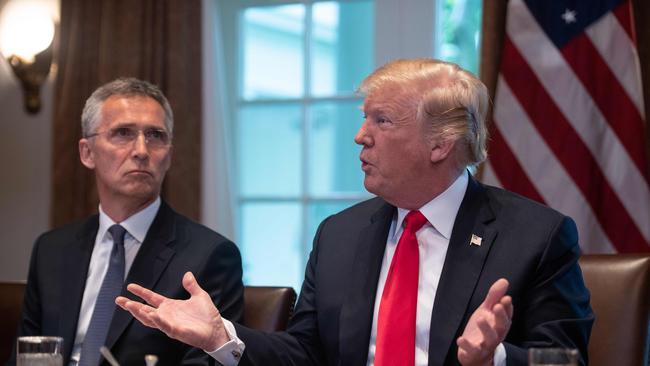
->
(0, 1, 56, 114)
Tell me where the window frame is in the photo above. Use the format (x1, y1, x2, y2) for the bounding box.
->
(203, 0, 477, 287)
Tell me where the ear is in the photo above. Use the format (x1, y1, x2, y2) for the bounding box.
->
(430, 138, 456, 163)
(79, 139, 96, 169)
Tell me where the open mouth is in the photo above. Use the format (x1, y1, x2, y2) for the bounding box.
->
(360, 157, 372, 171)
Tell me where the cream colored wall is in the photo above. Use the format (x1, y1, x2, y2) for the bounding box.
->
(0, 0, 56, 281)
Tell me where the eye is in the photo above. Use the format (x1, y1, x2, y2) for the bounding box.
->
(377, 116, 392, 124)
(111, 127, 134, 138)
(145, 129, 165, 140)
(145, 129, 170, 145)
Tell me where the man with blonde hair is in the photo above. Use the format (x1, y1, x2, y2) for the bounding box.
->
(118, 59, 593, 366)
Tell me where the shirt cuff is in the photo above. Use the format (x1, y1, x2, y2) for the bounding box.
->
(493, 343, 506, 366)
(205, 318, 246, 366)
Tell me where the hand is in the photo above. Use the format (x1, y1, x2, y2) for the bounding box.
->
(457, 278, 513, 366)
(115, 271, 229, 351)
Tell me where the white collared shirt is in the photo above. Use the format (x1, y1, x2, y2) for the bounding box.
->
(366, 169, 468, 365)
(365, 170, 504, 366)
(69, 198, 161, 365)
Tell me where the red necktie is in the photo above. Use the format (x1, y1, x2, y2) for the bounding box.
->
(375, 210, 428, 366)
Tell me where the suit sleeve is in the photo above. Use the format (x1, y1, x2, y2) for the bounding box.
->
(230, 217, 333, 366)
(6, 235, 45, 366)
(179, 238, 245, 366)
(503, 217, 594, 366)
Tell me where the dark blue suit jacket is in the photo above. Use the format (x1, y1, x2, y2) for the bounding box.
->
(234, 175, 594, 366)
(9, 201, 244, 366)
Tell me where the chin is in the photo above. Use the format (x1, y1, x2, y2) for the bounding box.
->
(121, 185, 157, 200)
(363, 179, 382, 197)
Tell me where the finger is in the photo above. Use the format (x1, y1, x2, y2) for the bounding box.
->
(456, 336, 482, 362)
(476, 316, 498, 348)
(482, 278, 509, 309)
(502, 295, 513, 319)
(182, 272, 206, 297)
(491, 303, 510, 336)
(126, 283, 167, 307)
(115, 296, 129, 308)
(117, 299, 159, 328)
(456, 337, 472, 364)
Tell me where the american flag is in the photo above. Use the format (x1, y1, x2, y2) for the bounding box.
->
(481, 0, 650, 253)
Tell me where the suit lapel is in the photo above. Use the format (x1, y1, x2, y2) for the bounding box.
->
(338, 200, 394, 366)
(427, 176, 497, 366)
(60, 216, 98, 362)
(104, 202, 177, 349)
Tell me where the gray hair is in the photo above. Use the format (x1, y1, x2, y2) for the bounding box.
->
(81, 77, 174, 136)
(358, 58, 489, 168)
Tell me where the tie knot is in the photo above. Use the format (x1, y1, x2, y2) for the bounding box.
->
(403, 210, 427, 233)
(108, 224, 127, 245)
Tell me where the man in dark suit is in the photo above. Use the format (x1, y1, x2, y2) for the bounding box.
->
(8, 78, 244, 366)
(117, 59, 593, 366)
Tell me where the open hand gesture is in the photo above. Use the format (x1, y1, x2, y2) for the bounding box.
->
(115, 271, 229, 351)
(457, 278, 513, 366)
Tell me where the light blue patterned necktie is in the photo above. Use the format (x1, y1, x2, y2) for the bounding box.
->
(78, 224, 127, 366)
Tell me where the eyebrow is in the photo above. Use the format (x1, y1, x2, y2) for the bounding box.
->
(110, 122, 165, 130)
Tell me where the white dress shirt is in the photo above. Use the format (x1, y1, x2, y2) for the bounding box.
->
(211, 171, 505, 365)
(366, 170, 468, 365)
(68, 198, 161, 365)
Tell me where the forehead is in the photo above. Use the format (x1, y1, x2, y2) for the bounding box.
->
(99, 95, 166, 129)
(363, 87, 418, 117)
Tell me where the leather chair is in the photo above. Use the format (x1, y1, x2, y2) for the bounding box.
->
(0, 281, 26, 364)
(579, 254, 650, 366)
(243, 286, 296, 332)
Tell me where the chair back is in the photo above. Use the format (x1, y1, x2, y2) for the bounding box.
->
(579, 254, 650, 366)
(0, 281, 26, 364)
(243, 286, 296, 332)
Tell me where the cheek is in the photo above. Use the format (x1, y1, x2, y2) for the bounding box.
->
(156, 154, 172, 175)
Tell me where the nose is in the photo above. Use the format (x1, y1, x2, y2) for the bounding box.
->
(354, 120, 372, 147)
(132, 132, 150, 160)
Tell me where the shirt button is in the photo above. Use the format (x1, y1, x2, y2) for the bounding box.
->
(231, 350, 241, 360)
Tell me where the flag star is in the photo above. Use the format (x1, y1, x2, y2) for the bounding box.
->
(561, 9, 577, 24)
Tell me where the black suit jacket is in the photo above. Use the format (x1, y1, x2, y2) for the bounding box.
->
(234, 175, 593, 366)
(8, 201, 244, 366)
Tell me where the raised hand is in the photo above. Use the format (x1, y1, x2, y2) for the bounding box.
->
(457, 278, 513, 366)
(115, 271, 229, 351)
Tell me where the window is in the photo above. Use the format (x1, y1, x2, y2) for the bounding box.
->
(436, 0, 483, 74)
(213, 0, 482, 291)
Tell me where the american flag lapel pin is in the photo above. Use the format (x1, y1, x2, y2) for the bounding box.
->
(470, 234, 482, 246)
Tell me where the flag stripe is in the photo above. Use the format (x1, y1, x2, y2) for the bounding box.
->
(493, 80, 616, 253)
(585, 10, 645, 118)
(561, 31, 648, 178)
(487, 123, 545, 203)
(501, 36, 649, 251)
(613, 0, 635, 42)
(506, 0, 650, 242)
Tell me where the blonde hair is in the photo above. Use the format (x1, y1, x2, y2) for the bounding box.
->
(358, 59, 489, 167)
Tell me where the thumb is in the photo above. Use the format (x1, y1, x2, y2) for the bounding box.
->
(182, 271, 204, 297)
(482, 278, 509, 309)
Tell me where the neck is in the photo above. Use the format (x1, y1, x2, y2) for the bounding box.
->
(100, 195, 157, 223)
(389, 166, 465, 210)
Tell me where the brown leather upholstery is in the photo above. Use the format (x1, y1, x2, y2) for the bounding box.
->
(0, 281, 26, 364)
(243, 286, 296, 332)
(579, 254, 650, 366)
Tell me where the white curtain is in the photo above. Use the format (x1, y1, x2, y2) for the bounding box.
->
(201, 0, 236, 240)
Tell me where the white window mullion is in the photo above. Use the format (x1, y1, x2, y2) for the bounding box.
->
(300, 2, 313, 274)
